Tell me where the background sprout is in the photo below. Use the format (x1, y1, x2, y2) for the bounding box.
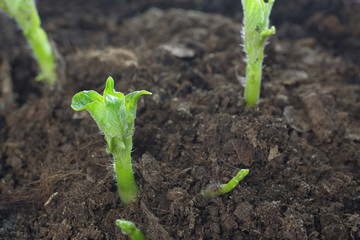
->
(71, 76, 151, 206)
(0, 0, 56, 85)
(241, 0, 275, 107)
(116, 219, 145, 240)
(201, 169, 249, 198)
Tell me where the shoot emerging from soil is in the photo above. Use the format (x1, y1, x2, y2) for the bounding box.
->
(116, 219, 145, 240)
(241, 0, 275, 107)
(201, 169, 249, 198)
(0, 0, 56, 85)
(71, 76, 151, 206)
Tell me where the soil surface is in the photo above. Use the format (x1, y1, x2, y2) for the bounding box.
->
(1, 0, 360, 239)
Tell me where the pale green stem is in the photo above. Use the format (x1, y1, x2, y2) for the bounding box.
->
(113, 150, 139, 206)
(0, 0, 56, 85)
(116, 219, 145, 240)
(241, 0, 275, 107)
(244, 61, 262, 107)
(28, 28, 56, 85)
(201, 169, 249, 198)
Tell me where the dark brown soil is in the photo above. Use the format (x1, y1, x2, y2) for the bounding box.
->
(1, 1, 360, 239)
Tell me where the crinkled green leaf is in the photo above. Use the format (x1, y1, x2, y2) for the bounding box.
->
(71, 90, 103, 111)
(71, 77, 152, 146)
(104, 76, 124, 99)
(125, 90, 152, 126)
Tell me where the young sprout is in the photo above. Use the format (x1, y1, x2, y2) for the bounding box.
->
(241, 0, 275, 107)
(71, 76, 151, 206)
(0, 0, 56, 85)
(201, 169, 249, 198)
(116, 219, 145, 240)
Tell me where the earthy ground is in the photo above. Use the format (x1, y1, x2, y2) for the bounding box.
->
(1, 0, 360, 239)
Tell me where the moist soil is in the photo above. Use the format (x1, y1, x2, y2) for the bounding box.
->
(1, 1, 360, 239)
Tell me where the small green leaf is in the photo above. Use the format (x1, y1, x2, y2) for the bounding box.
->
(125, 90, 152, 125)
(71, 91, 103, 111)
(104, 76, 124, 99)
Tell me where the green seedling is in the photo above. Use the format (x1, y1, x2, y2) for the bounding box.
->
(0, 0, 56, 85)
(241, 0, 275, 107)
(71, 76, 151, 206)
(116, 219, 145, 240)
(201, 169, 249, 198)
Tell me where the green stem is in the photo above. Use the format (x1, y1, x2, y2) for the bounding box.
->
(241, 0, 275, 107)
(116, 219, 145, 240)
(114, 150, 139, 206)
(216, 169, 249, 195)
(201, 169, 249, 198)
(0, 0, 56, 85)
(27, 28, 56, 85)
(244, 61, 262, 107)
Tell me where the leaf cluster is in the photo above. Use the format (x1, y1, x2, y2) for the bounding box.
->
(71, 77, 151, 156)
